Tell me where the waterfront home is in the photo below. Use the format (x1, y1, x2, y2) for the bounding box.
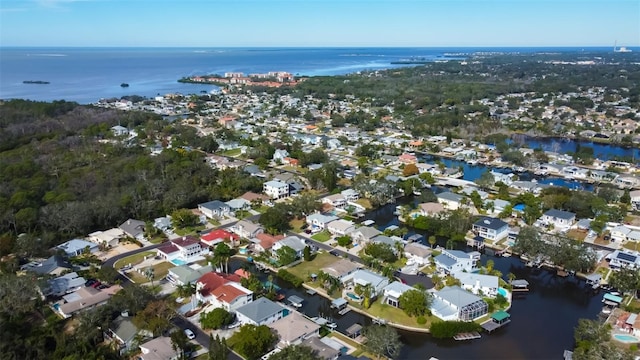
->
(608, 250, 640, 270)
(430, 286, 489, 321)
(456, 273, 500, 297)
(403, 242, 433, 266)
(510, 181, 545, 195)
(55, 285, 121, 318)
(483, 199, 511, 215)
(540, 209, 576, 229)
(268, 312, 320, 349)
(118, 218, 146, 240)
(156, 236, 208, 264)
(321, 258, 361, 282)
(342, 269, 389, 296)
(472, 217, 509, 241)
(398, 153, 418, 165)
(491, 170, 515, 186)
(418, 202, 446, 217)
(460, 188, 488, 200)
(55, 238, 99, 257)
(201, 229, 239, 247)
(370, 235, 403, 252)
(382, 281, 415, 308)
(322, 194, 347, 209)
(138, 336, 179, 360)
(21, 255, 71, 276)
(631, 190, 640, 211)
(341, 188, 360, 201)
(251, 233, 284, 253)
(235, 297, 286, 326)
(230, 220, 264, 239)
(166, 264, 213, 286)
(614, 175, 640, 189)
(104, 314, 152, 355)
(306, 337, 340, 360)
(327, 219, 356, 236)
(306, 213, 340, 231)
(434, 249, 479, 275)
(263, 180, 290, 199)
(88, 228, 126, 247)
(195, 272, 252, 311)
(272, 236, 307, 258)
(436, 192, 464, 210)
(198, 200, 231, 219)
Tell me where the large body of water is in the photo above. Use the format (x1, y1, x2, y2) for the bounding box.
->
(0, 46, 623, 104)
(229, 198, 603, 359)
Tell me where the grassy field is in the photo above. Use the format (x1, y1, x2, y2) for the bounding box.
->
(221, 148, 241, 157)
(114, 251, 156, 269)
(623, 241, 640, 251)
(311, 230, 332, 242)
(128, 261, 174, 284)
(362, 301, 431, 328)
(286, 252, 340, 280)
(290, 218, 306, 233)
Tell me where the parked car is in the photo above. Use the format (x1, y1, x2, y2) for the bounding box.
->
(90, 281, 102, 288)
(85, 279, 97, 287)
(184, 329, 196, 340)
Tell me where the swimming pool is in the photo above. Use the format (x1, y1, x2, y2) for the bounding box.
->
(613, 334, 640, 343)
(171, 258, 187, 266)
(346, 292, 362, 301)
(498, 287, 508, 297)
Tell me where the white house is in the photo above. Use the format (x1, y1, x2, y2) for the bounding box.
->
(472, 217, 509, 241)
(349, 226, 382, 245)
(111, 125, 129, 136)
(198, 200, 231, 219)
(272, 149, 290, 163)
(631, 190, 640, 211)
(272, 236, 307, 258)
(321, 258, 361, 282)
(268, 312, 321, 349)
(263, 180, 290, 199)
(342, 269, 389, 296)
(322, 194, 347, 208)
(382, 281, 415, 308)
(235, 297, 286, 326)
(55, 239, 99, 257)
(88, 228, 125, 248)
(403, 242, 433, 266)
(608, 250, 640, 270)
(436, 192, 464, 210)
(611, 225, 633, 243)
(456, 273, 500, 297)
(139, 336, 179, 360)
(327, 219, 356, 236)
(156, 236, 208, 264)
(306, 213, 339, 231)
(434, 249, 479, 274)
(195, 272, 252, 311)
(540, 209, 576, 229)
(430, 286, 488, 321)
(231, 220, 264, 239)
(418, 202, 446, 217)
(341, 189, 359, 201)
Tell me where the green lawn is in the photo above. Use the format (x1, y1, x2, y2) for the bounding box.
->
(128, 261, 174, 284)
(622, 241, 640, 252)
(114, 251, 156, 269)
(220, 148, 241, 157)
(286, 252, 341, 280)
(311, 230, 332, 242)
(363, 301, 432, 329)
(149, 235, 168, 244)
(174, 225, 206, 236)
(290, 218, 306, 233)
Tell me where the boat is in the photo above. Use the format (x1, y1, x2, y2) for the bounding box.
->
(120, 83, 129, 88)
(466, 159, 479, 165)
(23, 80, 49, 84)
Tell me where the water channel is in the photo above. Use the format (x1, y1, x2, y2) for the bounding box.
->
(229, 198, 604, 359)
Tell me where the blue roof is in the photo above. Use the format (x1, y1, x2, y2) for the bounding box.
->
(435, 253, 456, 268)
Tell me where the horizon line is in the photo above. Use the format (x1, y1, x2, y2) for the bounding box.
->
(1, 45, 638, 49)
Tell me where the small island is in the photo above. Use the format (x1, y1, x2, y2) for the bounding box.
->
(23, 80, 50, 85)
(120, 83, 129, 88)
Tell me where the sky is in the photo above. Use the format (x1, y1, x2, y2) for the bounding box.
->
(1, 0, 639, 47)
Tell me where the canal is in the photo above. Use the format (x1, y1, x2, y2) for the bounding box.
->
(513, 136, 640, 162)
(229, 199, 604, 359)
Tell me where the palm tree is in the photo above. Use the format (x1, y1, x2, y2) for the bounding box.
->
(361, 283, 374, 309)
(507, 272, 516, 284)
(144, 267, 155, 286)
(446, 239, 454, 250)
(177, 282, 196, 298)
(428, 235, 437, 249)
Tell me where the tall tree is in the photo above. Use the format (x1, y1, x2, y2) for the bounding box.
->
(269, 345, 322, 360)
(399, 289, 432, 317)
(362, 325, 403, 360)
(208, 334, 229, 360)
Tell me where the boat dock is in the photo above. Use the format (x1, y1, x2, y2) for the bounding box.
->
(511, 279, 530, 292)
(453, 332, 481, 341)
(481, 310, 512, 333)
(306, 288, 317, 295)
(287, 295, 304, 308)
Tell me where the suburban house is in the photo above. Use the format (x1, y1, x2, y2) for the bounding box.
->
(540, 209, 576, 229)
(436, 192, 465, 210)
(119, 218, 146, 240)
(418, 202, 446, 217)
(195, 272, 253, 311)
(235, 297, 286, 326)
(46, 272, 86, 296)
(88, 228, 126, 247)
(456, 273, 500, 297)
(349, 226, 382, 245)
(321, 258, 361, 282)
(398, 153, 418, 164)
(608, 250, 640, 270)
(341, 188, 359, 201)
(21, 255, 71, 276)
(430, 286, 489, 321)
(403, 243, 433, 266)
(225, 198, 251, 212)
(153, 216, 172, 231)
(201, 229, 239, 247)
(342, 269, 390, 296)
(198, 200, 231, 219)
(156, 236, 209, 264)
(322, 194, 347, 209)
(55, 239, 99, 257)
(55, 285, 122, 318)
(631, 190, 640, 211)
(263, 180, 290, 199)
(273, 149, 290, 162)
(240, 191, 269, 205)
(230, 220, 264, 239)
(326, 219, 356, 236)
(370, 235, 402, 251)
(382, 281, 415, 308)
(268, 312, 321, 348)
(305, 337, 340, 360)
(139, 336, 179, 360)
(251, 233, 284, 253)
(483, 199, 511, 215)
(272, 236, 307, 258)
(166, 264, 213, 286)
(104, 314, 152, 354)
(306, 213, 340, 231)
(472, 217, 509, 241)
(111, 125, 129, 136)
(434, 249, 479, 274)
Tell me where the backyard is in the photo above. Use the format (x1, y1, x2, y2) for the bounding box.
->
(311, 230, 332, 242)
(286, 251, 341, 282)
(113, 251, 156, 269)
(126, 261, 174, 284)
(359, 300, 432, 329)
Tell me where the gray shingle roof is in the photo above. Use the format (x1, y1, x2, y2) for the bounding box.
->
(473, 217, 508, 231)
(544, 209, 576, 220)
(236, 297, 284, 324)
(435, 286, 484, 308)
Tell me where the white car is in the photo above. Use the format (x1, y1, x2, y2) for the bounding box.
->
(184, 329, 196, 340)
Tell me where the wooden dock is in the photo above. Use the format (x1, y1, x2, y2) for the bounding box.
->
(453, 332, 481, 341)
(338, 307, 351, 315)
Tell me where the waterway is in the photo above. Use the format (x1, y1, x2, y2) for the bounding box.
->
(229, 199, 604, 359)
(512, 136, 640, 162)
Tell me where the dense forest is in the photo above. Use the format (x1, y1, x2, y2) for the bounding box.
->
(0, 100, 261, 257)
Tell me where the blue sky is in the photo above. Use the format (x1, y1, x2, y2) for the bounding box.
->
(1, 0, 639, 47)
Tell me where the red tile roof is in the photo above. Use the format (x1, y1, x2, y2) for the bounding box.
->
(201, 229, 238, 243)
(255, 233, 284, 250)
(197, 272, 242, 297)
(172, 236, 200, 248)
(211, 283, 250, 304)
(234, 269, 251, 279)
(157, 243, 179, 255)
